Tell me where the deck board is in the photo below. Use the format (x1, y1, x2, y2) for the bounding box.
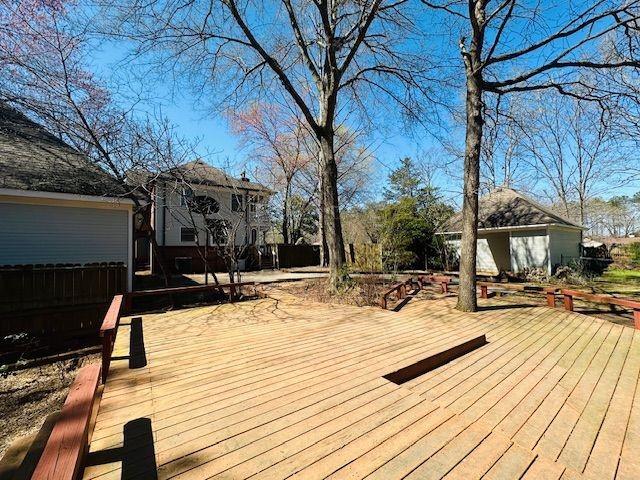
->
(83, 293, 640, 479)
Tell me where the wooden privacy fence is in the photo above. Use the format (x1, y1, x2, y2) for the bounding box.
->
(0, 263, 126, 336)
(0, 263, 126, 313)
(347, 243, 383, 272)
(276, 244, 320, 268)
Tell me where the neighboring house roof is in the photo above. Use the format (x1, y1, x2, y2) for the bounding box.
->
(161, 160, 272, 194)
(443, 187, 583, 233)
(0, 102, 125, 198)
(598, 236, 639, 245)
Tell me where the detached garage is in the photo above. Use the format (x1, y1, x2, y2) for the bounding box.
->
(441, 187, 583, 275)
(0, 103, 133, 334)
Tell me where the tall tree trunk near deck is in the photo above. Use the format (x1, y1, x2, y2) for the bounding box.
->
(318, 176, 329, 267)
(319, 132, 346, 286)
(282, 184, 290, 244)
(456, 74, 484, 312)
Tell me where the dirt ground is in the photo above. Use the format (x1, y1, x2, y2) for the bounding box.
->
(269, 276, 442, 308)
(0, 354, 98, 459)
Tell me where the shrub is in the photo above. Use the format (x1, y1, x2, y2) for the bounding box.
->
(628, 242, 640, 266)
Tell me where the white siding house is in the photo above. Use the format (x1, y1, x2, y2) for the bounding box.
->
(441, 188, 583, 275)
(0, 103, 134, 290)
(139, 160, 272, 273)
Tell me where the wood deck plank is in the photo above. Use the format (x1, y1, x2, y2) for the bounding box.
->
(81, 295, 640, 480)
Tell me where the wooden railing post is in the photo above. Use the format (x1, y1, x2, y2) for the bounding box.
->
(99, 295, 123, 384)
(634, 309, 640, 330)
(546, 290, 556, 308)
(124, 293, 133, 314)
(480, 285, 488, 299)
(101, 332, 112, 384)
(563, 292, 574, 311)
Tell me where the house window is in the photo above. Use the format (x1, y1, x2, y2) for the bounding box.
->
(180, 227, 196, 242)
(232, 194, 243, 212)
(251, 228, 258, 245)
(249, 194, 264, 213)
(206, 219, 228, 245)
(194, 195, 220, 215)
(180, 187, 194, 206)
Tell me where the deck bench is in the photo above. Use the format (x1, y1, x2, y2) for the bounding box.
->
(31, 363, 101, 480)
(380, 279, 417, 309)
(418, 275, 452, 294)
(125, 281, 257, 309)
(562, 289, 640, 329)
(476, 281, 551, 300)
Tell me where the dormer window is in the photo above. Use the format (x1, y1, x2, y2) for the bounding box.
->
(231, 194, 243, 212)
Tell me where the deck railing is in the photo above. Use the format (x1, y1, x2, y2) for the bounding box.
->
(561, 289, 640, 329)
(379, 278, 420, 309)
(32, 281, 257, 480)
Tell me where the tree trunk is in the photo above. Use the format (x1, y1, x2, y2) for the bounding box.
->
(282, 184, 290, 244)
(456, 73, 484, 312)
(318, 176, 329, 267)
(319, 131, 346, 287)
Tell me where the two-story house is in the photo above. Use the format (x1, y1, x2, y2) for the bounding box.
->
(142, 160, 272, 273)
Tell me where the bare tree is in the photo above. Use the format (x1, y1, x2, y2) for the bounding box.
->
(585, 196, 640, 237)
(512, 93, 627, 224)
(109, 0, 432, 288)
(0, 0, 203, 284)
(230, 102, 313, 245)
(423, 0, 640, 311)
(478, 96, 532, 192)
(162, 162, 267, 284)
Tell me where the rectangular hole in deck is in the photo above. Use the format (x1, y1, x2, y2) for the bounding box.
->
(383, 335, 488, 385)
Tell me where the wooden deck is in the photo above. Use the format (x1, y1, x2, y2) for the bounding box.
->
(83, 292, 640, 479)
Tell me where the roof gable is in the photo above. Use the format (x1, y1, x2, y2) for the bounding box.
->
(444, 187, 583, 232)
(164, 160, 271, 193)
(0, 103, 125, 197)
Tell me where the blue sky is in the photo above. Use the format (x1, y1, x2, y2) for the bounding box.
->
(89, 37, 431, 192)
(83, 8, 638, 206)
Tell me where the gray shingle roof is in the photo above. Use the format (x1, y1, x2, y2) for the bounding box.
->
(164, 160, 271, 193)
(0, 103, 125, 197)
(444, 187, 583, 232)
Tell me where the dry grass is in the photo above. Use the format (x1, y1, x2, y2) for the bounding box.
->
(272, 277, 388, 307)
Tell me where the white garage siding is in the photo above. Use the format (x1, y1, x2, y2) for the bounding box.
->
(548, 226, 581, 270)
(0, 202, 128, 265)
(445, 232, 510, 274)
(476, 237, 497, 273)
(509, 229, 549, 273)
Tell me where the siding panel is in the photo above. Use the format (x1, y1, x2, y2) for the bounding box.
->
(509, 229, 548, 273)
(549, 227, 581, 269)
(0, 203, 128, 265)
